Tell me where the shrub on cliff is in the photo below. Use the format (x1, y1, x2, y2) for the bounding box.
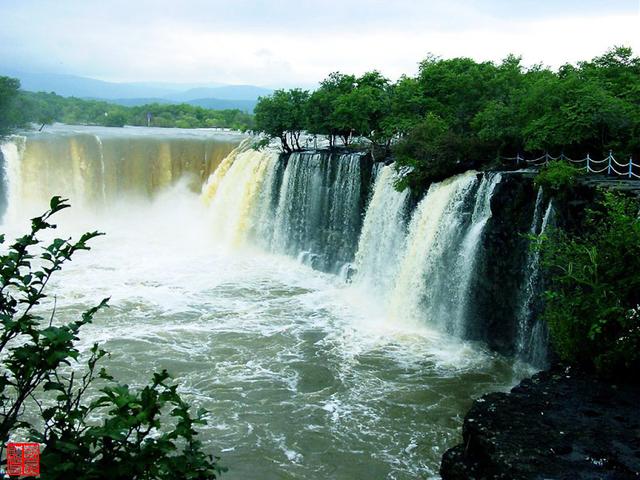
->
(392, 113, 481, 190)
(534, 160, 583, 195)
(0, 197, 225, 479)
(539, 191, 640, 379)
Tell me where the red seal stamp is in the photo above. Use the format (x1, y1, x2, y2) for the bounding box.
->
(6, 442, 40, 477)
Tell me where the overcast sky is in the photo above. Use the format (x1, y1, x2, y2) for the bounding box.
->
(1, 0, 639, 87)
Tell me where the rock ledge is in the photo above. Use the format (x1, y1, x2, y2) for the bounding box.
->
(441, 366, 640, 479)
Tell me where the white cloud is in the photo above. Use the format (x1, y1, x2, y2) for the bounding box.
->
(0, 1, 638, 86)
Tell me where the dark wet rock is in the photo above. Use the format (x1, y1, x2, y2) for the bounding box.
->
(441, 365, 640, 479)
(467, 172, 539, 355)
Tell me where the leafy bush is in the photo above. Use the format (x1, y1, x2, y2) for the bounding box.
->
(0, 76, 23, 137)
(534, 160, 583, 194)
(0, 197, 225, 478)
(539, 191, 640, 378)
(392, 113, 480, 191)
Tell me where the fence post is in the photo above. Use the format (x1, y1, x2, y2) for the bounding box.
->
(545, 152, 550, 165)
(516, 153, 522, 166)
(607, 152, 612, 175)
(560, 153, 565, 161)
(629, 157, 633, 178)
(586, 154, 590, 173)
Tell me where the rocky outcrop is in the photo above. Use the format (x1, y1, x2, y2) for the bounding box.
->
(441, 366, 640, 479)
(467, 172, 539, 354)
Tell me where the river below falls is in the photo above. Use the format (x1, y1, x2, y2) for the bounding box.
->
(1, 127, 531, 479)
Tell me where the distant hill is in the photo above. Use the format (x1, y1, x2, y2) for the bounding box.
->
(186, 98, 258, 111)
(94, 97, 173, 107)
(106, 97, 258, 111)
(167, 85, 273, 102)
(1, 70, 272, 112)
(2, 71, 180, 99)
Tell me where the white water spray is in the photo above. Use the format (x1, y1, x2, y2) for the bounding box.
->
(387, 172, 479, 326)
(352, 164, 409, 296)
(517, 196, 555, 366)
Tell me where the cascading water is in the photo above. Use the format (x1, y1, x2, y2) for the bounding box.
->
(386, 172, 479, 327)
(94, 134, 107, 204)
(352, 164, 409, 295)
(202, 142, 280, 247)
(204, 149, 367, 273)
(0, 125, 538, 479)
(517, 196, 555, 366)
(199, 151, 515, 346)
(0, 125, 241, 221)
(449, 173, 502, 336)
(0, 136, 25, 221)
(270, 151, 365, 272)
(382, 172, 503, 335)
(516, 188, 545, 351)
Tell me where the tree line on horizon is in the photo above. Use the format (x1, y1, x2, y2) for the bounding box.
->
(0, 82, 255, 133)
(253, 46, 640, 190)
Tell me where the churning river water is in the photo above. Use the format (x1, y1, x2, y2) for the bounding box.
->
(1, 125, 531, 479)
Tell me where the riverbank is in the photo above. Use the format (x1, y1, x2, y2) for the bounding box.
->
(440, 365, 640, 479)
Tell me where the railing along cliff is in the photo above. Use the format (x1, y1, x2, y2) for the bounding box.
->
(503, 152, 640, 179)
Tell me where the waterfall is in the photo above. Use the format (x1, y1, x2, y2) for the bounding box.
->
(201, 149, 366, 273)
(355, 171, 503, 336)
(2, 126, 550, 361)
(1, 130, 240, 217)
(387, 172, 479, 326)
(517, 196, 555, 366)
(450, 173, 502, 336)
(370, 161, 385, 183)
(352, 164, 409, 296)
(516, 188, 544, 354)
(270, 151, 364, 273)
(202, 144, 280, 247)
(529, 187, 544, 236)
(94, 135, 107, 204)
(0, 136, 26, 223)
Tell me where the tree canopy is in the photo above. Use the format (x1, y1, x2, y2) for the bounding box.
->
(0, 76, 21, 137)
(253, 46, 640, 191)
(0, 80, 255, 132)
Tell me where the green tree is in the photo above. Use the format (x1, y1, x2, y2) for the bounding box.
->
(393, 113, 454, 190)
(284, 89, 310, 150)
(0, 76, 22, 137)
(254, 90, 292, 152)
(250, 47, 640, 180)
(102, 110, 128, 127)
(332, 71, 392, 149)
(534, 160, 583, 195)
(539, 191, 640, 378)
(254, 89, 309, 152)
(417, 55, 500, 133)
(305, 72, 356, 147)
(0, 198, 225, 478)
(305, 88, 335, 147)
(380, 76, 425, 140)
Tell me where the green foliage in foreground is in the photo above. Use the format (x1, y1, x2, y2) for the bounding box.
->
(0, 81, 254, 132)
(0, 197, 225, 479)
(539, 191, 640, 378)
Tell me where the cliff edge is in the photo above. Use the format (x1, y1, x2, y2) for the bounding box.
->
(441, 366, 640, 479)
